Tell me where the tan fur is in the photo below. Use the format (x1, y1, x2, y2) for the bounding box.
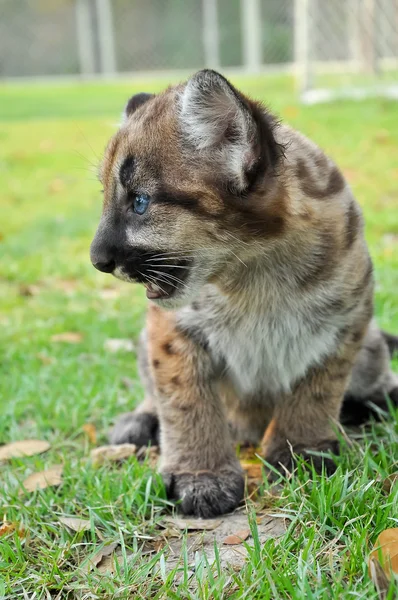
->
(93, 71, 398, 517)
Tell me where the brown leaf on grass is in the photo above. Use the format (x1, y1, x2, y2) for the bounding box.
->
(0, 519, 25, 538)
(96, 548, 131, 574)
(223, 529, 251, 545)
(48, 178, 65, 194)
(21, 465, 63, 493)
(85, 542, 119, 572)
(90, 444, 137, 466)
(18, 284, 42, 297)
(36, 353, 55, 365)
(103, 338, 135, 353)
(59, 517, 91, 532)
(369, 528, 398, 580)
(82, 423, 97, 445)
(382, 474, 398, 494)
(0, 440, 50, 461)
(53, 279, 78, 294)
(51, 332, 83, 344)
(162, 517, 223, 531)
(99, 288, 121, 300)
(374, 129, 391, 145)
(369, 557, 391, 599)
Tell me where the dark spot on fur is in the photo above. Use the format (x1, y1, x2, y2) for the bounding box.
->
(191, 302, 200, 311)
(330, 370, 349, 381)
(153, 359, 160, 368)
(163, 342, 175, 355)
(296, 159, 345, 200)
(171, 376, 180, 386)
(119, 156, 135, 188)
(352, 257, 373, 297)
(295, 232, 336, 289)
(313, 392, 330, 403)
(345, 200, 361, 249)
(351, 329, 364, 344)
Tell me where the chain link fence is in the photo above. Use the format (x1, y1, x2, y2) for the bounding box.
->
(0, 0, 397, 101)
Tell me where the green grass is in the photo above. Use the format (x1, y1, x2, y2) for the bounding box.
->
(0, 74, 397, 599)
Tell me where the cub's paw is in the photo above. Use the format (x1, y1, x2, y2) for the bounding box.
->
(109, 412, 159, 447)
(265, 439, 339, 477)
(163, 467, 244, 518)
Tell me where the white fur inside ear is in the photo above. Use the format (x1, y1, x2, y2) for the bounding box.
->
(179, 73, 255, 190)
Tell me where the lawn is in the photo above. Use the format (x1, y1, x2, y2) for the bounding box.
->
(0, 74, 398, 599)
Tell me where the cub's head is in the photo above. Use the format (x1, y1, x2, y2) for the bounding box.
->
(90, 70, 283, 308)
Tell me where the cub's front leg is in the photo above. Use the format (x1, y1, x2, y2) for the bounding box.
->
(147, 305, 244, 518)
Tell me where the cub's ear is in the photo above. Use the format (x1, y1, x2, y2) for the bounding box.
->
(179, 70, 262, 192)
(123, 92, 155, 121)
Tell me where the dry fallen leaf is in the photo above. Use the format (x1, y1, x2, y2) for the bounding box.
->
(382, 473, 398, 494)
(51, 332, 83, 344)
(103, 338, 135, 353)
(369, 528, 398, 580)
(96, 548, 130, 574)
(48, 178, 65, 194)
(223, 529, 251, 545)
(19, 284, 42, 297)
(369, 557, 390, 599)
(0, 518, 25, 538)
(59, 517, 91, 532)
(99, 288, 120, 300)
(86, 542, 119, 571)
(21, 465, 63, 493)
(0, 440, 50, 461)
(36, 353, 55, 365)
(82, 423, 97, 445)
(53, 279, 78, 294)
(90, 444, 137, 466)
(162, 517, 223, 531)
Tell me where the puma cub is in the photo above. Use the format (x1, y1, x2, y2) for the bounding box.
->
(91, 70, 398, 517)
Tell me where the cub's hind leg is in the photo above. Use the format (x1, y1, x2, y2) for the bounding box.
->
(341, 321, 398, 425)
(110, 328, 160, 447)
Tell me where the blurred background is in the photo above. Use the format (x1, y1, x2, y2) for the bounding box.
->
(0, 0, 397, 441)
(1, 0, 398, 101)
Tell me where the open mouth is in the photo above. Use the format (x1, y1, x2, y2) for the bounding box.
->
(141, 258, 192, 301)
(144, 281, 177, 300)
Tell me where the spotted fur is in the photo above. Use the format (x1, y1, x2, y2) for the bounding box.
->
(92, 70, 398, 517)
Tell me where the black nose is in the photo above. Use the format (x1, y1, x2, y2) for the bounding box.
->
(93, 260, 115, 273)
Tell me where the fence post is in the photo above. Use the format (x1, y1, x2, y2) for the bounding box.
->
(362, 0, 378, 74)
(95, 0, 117, 75)
(241, 0, 262, 72)
(349, 0, 361, 69)
(202, 0, 220, 69)
(294, 0, 312, 93)
(75, 0, 96, 76)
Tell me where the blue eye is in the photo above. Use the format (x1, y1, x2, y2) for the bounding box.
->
(132, 193, 150, 215)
